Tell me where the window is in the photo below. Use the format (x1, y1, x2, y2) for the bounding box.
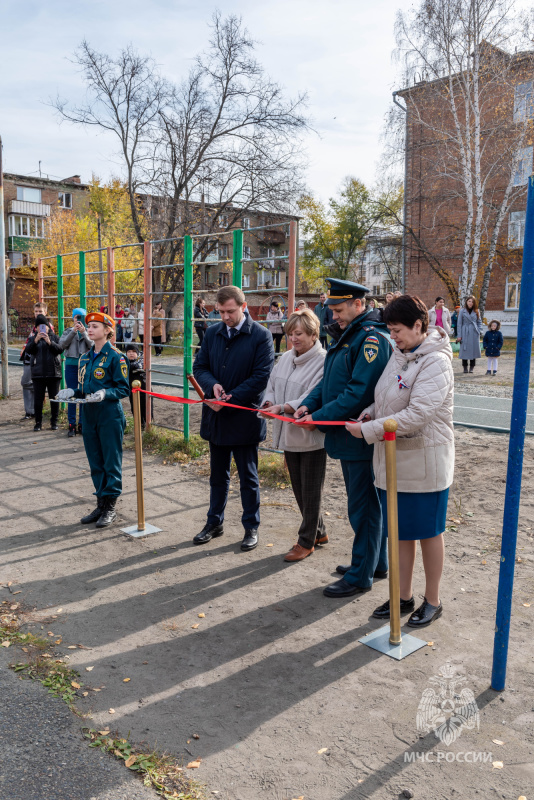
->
(506, 272, 521, 309)
(58, 192, 72, 209)
(258, 269, 280, 287)
(243, 246, 251, 260)
(16, 186, 41, 203)
(219, 272, 229, 286)
(508, 210, 526, 248)
(372, 264, 380, 276)
(219, 244, 229, 259)
(8, 215, 46, 238)
(514, 81, 534, 122)
(242, 274, 250, 288)
(218, 214, 228, 228)
(242, 217, 250, 229)
(513, 146, 533, 186)
(372, 285, 381, 295)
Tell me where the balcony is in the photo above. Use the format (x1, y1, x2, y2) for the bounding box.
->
(8, 200, 51, 217)
(257, 229, 286, 245)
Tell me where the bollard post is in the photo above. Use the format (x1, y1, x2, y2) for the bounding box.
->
(383, 419, 401, 646)
(358, 418, 426, 659)
(120, 381, 162, 538)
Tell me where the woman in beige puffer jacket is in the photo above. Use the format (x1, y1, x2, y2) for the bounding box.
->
(346, 295, 454, 629)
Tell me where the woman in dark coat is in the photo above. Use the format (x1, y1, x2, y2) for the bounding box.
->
(194, 297, 209, 347)
(26, 314, 62, 432)
(457, 295, 483, 373)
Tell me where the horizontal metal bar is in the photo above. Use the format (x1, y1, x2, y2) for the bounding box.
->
(84, 270, 107, 276)
(62, 294, 81, 299)
(151, 263, 185, 270)
(85, 294, 107, 298)
(247, 221, 293, 232)
(193, 259, 232, 266)
(62, 272, 79, 278)
(148, 291, 184, 297)
(150, 237, 185, 244)
(113, 242, 144, 250)
(112, 266, 143, 273)
(83, 247, 107, 254)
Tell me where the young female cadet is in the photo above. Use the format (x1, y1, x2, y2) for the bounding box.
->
(57, 311, 130, 527)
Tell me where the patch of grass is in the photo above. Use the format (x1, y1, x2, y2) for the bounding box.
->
(257, 452, 290, 488)
(83, 729, 206, 800)
(125, 424, 209, 463)
(13, 658, 83, 708)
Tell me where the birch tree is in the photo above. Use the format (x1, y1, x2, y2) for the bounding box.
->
(394, 0, 530, 311)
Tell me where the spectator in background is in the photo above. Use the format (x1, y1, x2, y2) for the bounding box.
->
(193, 285, 274, 552)
(59, 308, 91, 437)
(137, 303, 144, 345)
(19, 302, 47, 420)
(450, 305, 461, 338)
(394, 290, 402, 298)
(26, 314, 62, 432)
(457, 295, 483, 373)
(115, 303, 125, 344)
(208, 302, 221, 326)
(121, 308, 135, 345)
(152, 301, 166, 356)
(126, 343, 147, 428)
(194, 297, 209, 347)
(296, 300, 308, 310)
(483, 320, 504, 376)
(428, 297, 452, 336)
(314, 292, 333, 349)
(385, 292, 394, 305)
(266, 301, 285, 354)
(260, 309, 327, 562)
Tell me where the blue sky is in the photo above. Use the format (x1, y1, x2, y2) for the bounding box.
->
(1, 0, 408, 200)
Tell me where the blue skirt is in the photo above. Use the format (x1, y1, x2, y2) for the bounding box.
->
(378, 488, 449, 541)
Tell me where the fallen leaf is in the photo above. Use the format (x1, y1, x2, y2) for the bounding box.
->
(67, 645, 77, 649)
(125, 755, 137, 768)
(266, 543, 274, 547)
(123, 678, 131, 682)
(56, 608, 63, 613)
(99, 730, 110, 735)
(7, 582, 12, 587)
(523, 603, 531, 608)
(481, 560, 487, 565)
(10, 605, 18, 611)
(492, 739, 504, 745)
(191, 624, 199, 629)
(82, 692, 89, 697)
(142, 661, 148, 665)
(318, 747, 328, 754)
(55, 640, 62, 645)
(192, 734, 200, 739)
(518, 796, 527, 800)
(292, 797, 305, 800)
(187, 760, 201, 769)
(140, 592, 148, 596)
(12, 591, 21, 595)
(71, 681, 81, 689)
(517, 557, 522, 563)
(492, 761, 504, 769)
(93, 688, 101, 692)
(198, 613, 205, 618)
(427, 641, 434, 647)
(1, 641, 10, 648)
(86, 666, 94, 672)
(325, 512, 330, 516)
(109, 708, 116, 714)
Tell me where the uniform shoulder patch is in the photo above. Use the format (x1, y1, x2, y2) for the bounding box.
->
(365, 335, 379, 345)
(363, 341, 379, 363)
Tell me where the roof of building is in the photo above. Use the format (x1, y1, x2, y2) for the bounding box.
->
(3, 173, 88, 190)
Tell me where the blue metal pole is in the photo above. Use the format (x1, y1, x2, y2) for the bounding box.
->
(491, 175, 534, 691)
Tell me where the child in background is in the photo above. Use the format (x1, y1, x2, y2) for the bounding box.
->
(125, 343, 147, 428)
(483, 320, 503, 376)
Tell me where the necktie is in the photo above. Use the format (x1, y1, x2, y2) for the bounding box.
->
(229, 328, 238, 338)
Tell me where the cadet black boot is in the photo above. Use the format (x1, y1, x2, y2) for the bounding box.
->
(68, 423, 76, 438)
(81, 498, 105, 524)
(96, 498, 117, 528)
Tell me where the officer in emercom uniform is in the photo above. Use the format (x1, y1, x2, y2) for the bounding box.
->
(57, 311, 130, 527)
(295, 279, 393, 597)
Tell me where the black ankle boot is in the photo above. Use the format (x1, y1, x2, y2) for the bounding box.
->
(68, 423, 76, 438)
(81, 498, 105, 524)
(96, 497, 117, 528)
(77, 423, 82, 436)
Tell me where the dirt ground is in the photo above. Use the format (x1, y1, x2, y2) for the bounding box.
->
(1, 370, 534, 800)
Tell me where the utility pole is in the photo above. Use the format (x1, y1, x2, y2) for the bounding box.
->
(0, 135, 9, 397)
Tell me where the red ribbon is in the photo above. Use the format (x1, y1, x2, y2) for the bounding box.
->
(383, 431, 396, 441)
(132, 387, 351, 426)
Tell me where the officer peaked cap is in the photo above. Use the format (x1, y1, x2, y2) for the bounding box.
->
(325, 278, 370, 306)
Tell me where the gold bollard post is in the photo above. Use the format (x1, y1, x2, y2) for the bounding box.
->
(383, 418, 401, 646)
(132, 380, 145, 531)
(120, 381, 162, 538)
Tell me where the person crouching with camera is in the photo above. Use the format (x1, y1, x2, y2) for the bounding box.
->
(57, 311, 130, 528)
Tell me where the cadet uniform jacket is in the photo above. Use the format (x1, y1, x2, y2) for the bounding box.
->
(302, 310, 392, 461)
(76, 341, 130, 401)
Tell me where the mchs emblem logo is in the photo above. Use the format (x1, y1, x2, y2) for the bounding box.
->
(416, 662, 479, 746)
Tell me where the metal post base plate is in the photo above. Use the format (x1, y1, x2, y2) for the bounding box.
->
(120, 522, 162, 538)
(359, 624, 427, 660)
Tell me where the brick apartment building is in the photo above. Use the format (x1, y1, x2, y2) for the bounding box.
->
(398, 45, 534, 334)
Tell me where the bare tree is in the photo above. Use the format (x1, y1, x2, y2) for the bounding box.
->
(393, 0, 531, 312)
(53, 14, 309, 311)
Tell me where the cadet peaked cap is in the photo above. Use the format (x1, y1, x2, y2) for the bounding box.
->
(325, 278, 370, 305)
(86, 311, 115, 328)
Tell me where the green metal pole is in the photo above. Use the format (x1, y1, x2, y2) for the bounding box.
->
(79, 250, 86, 309)
(183, 236, 194, 441)
(57, 254, 65, 394)
(232, 228, 243, 288)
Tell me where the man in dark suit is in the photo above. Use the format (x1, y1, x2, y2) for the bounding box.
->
(193, 285, 274, 551)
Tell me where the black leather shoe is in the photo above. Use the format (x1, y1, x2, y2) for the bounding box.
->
(81, 498, 105, 524)
(33, 423, 42, 432)
(241, 529, 259, 551)
(77, 423, 83, 436)
(193, 523, 224, 545)
(68, 424, 76, 438)
(407, 597, 443, 627)
(336, 565, 388, 579)
(50, 423, 59, 431)
(96, 498, 117, 528)
(323, 578, 371, 598)
(372, 596, 415, 619)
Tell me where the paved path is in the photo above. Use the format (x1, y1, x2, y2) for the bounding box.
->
(454, 392, 534, 434)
